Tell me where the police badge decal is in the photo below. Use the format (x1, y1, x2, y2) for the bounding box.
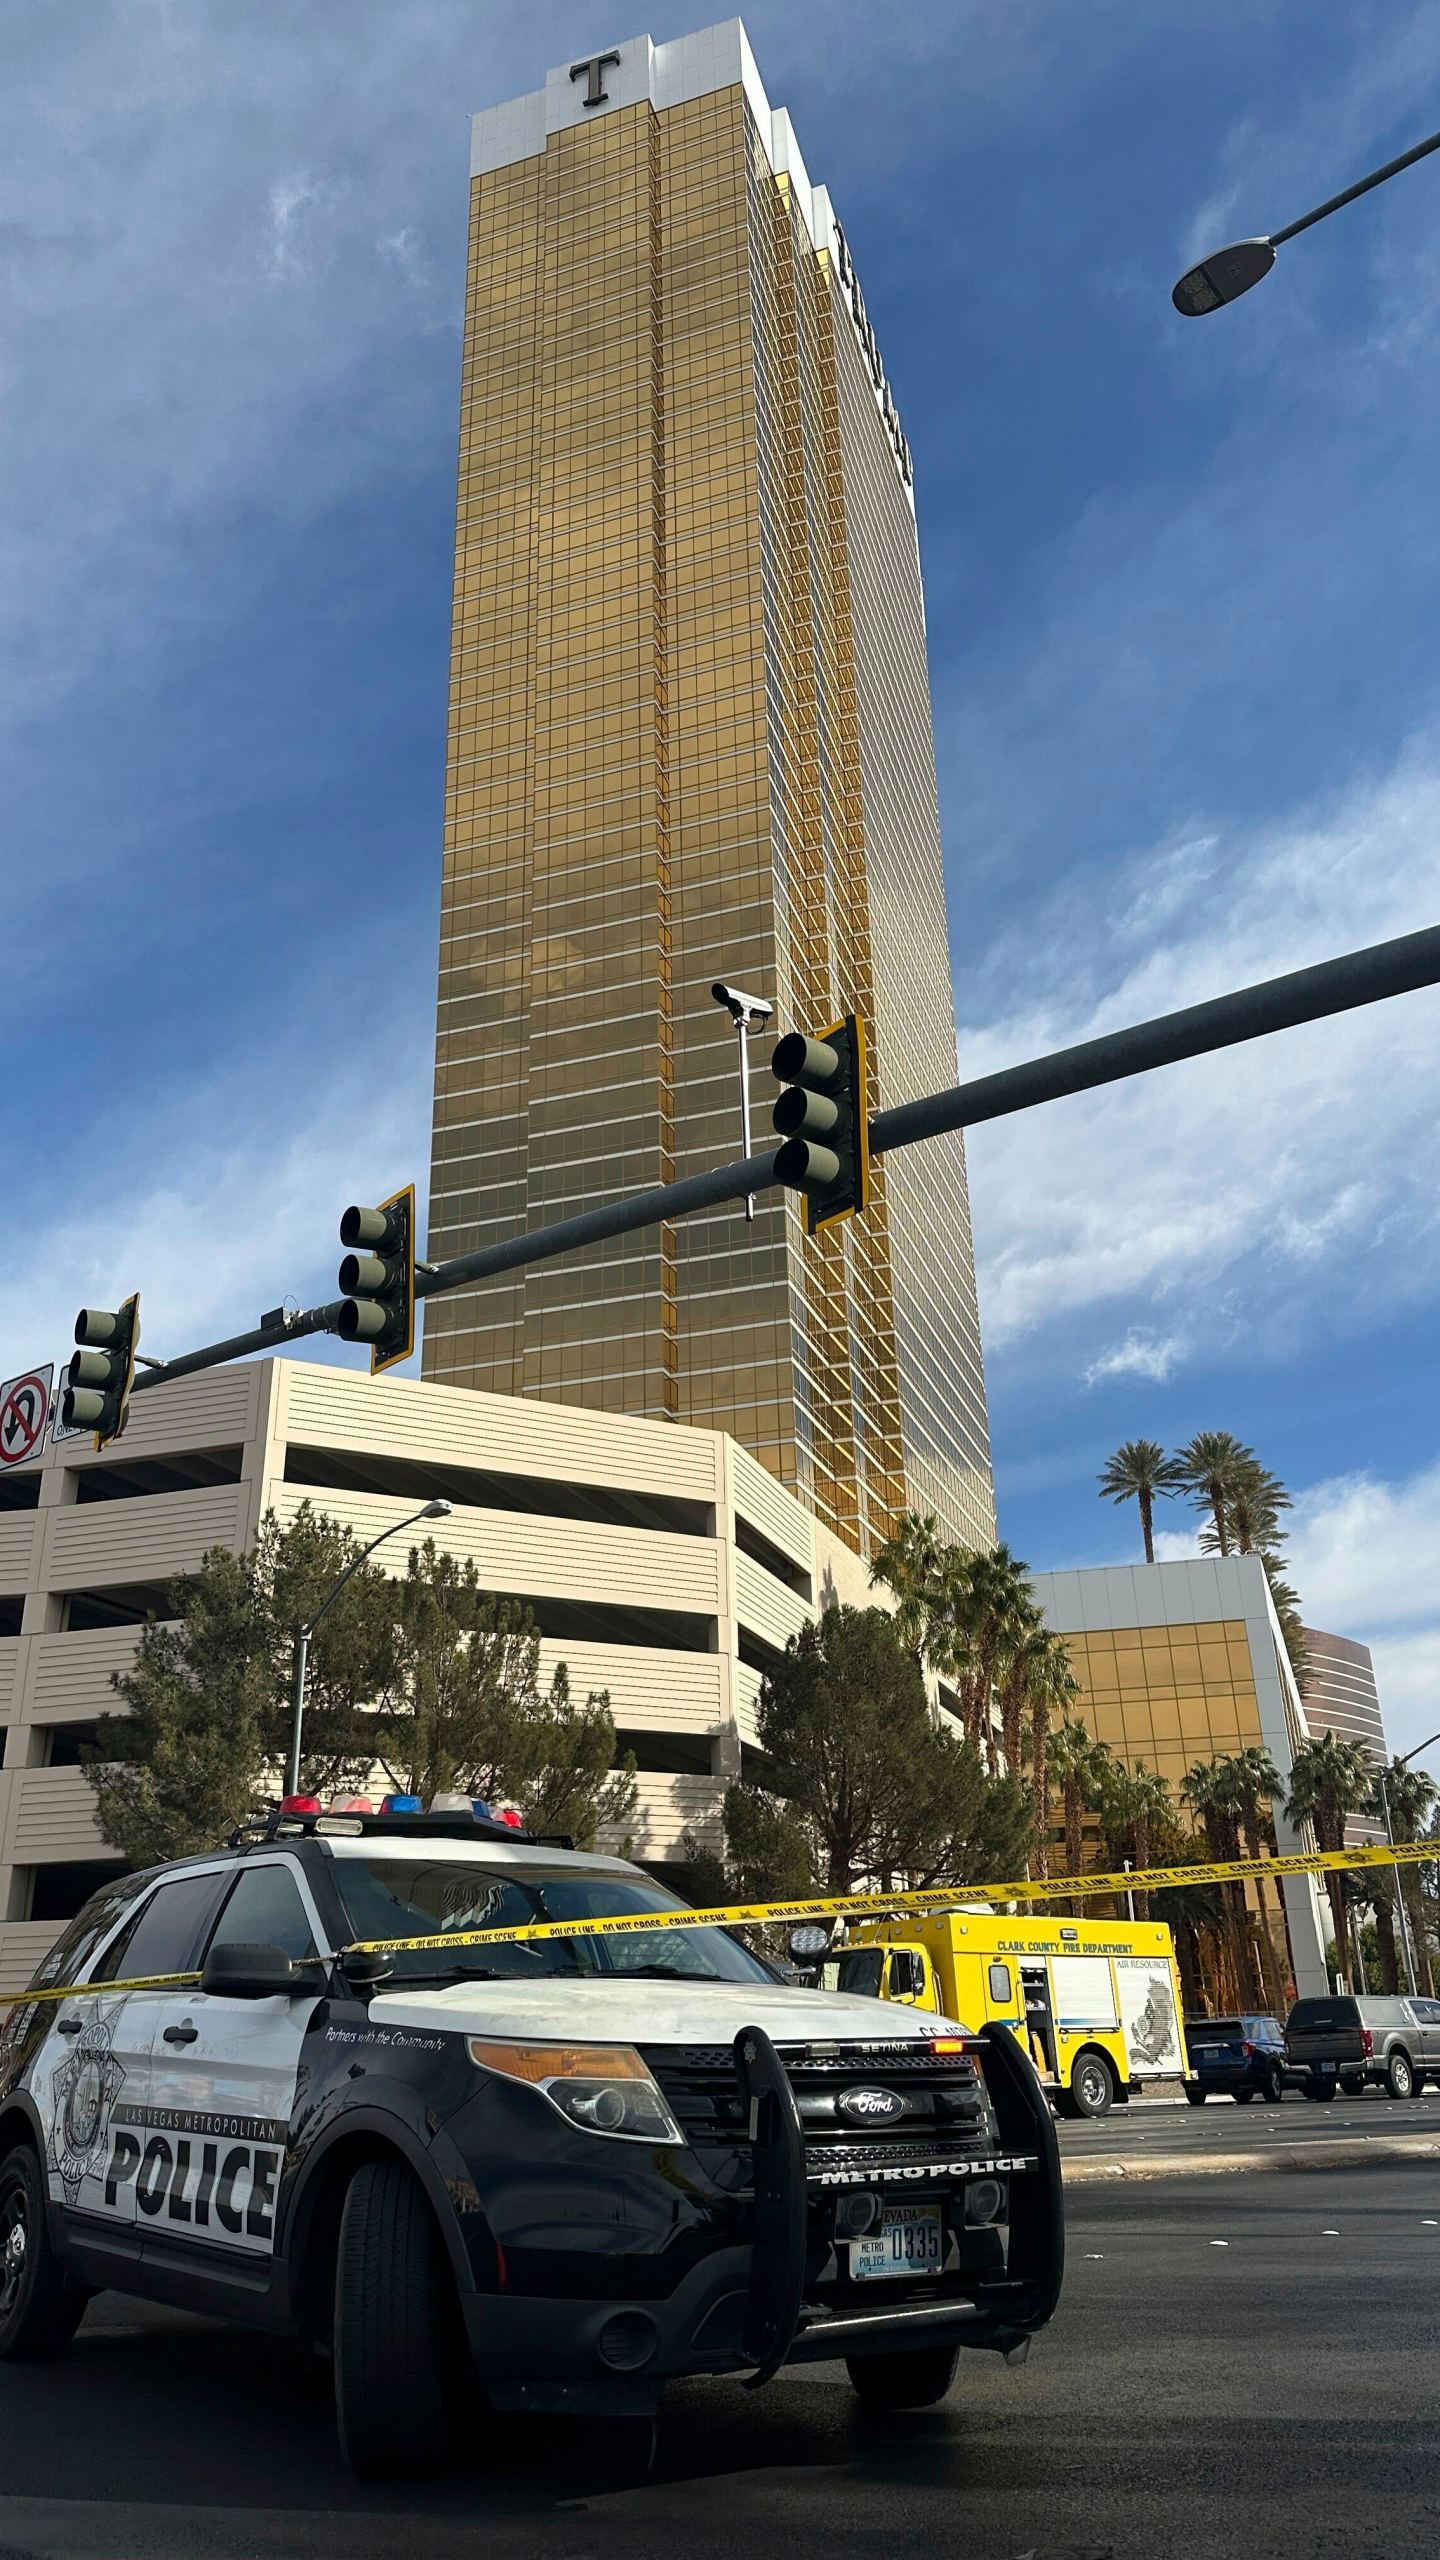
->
(48, 2016, 127, 2205)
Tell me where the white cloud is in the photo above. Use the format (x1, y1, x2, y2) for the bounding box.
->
(1082, 1329, 1186, 1388)
(1287, 1463, 1440, 1769)
(1287, 1461, 1440, 1641)
(0, 1009, 432, 1383)
(966, 741, 1440, 1364)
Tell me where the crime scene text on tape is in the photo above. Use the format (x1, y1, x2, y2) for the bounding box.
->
(5, 1838, 1432, 2003)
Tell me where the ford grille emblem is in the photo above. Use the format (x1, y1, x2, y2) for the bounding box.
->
(837, 2085, 904, 2126)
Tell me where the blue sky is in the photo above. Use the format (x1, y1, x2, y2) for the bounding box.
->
(3, 3, 1438, 1756)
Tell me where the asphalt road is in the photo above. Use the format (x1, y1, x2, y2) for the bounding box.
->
(1, 2163, 1437, 2560)
(1060, 2081, 1440, 2165)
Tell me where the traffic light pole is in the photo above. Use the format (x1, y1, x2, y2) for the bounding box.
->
(128, 918, 1440, 1401)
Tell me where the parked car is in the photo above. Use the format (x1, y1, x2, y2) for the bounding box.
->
(1183, 2014, 1292, 2104)
(1284, 1994, 1440, 2100)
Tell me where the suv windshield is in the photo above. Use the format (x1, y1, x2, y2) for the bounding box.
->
(333, 1856, 773, 1986)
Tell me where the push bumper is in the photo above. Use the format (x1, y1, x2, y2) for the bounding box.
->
(459, 2021, 1064, 2412)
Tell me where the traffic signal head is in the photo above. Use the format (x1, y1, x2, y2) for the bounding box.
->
(61, 1296, 140, 1448)
(770, 1014, 870, 1233)
(337, 1185, 415, 1374)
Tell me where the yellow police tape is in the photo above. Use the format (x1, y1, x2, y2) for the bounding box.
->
(5, 1838, 1432, 2005)
(347, 1837, 1436, 1959)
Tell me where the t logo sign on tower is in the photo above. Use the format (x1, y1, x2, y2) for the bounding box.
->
(570, 51, 620, 108)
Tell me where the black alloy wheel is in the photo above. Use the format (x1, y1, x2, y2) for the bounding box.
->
(0, 2146, 88, 2359)
(1262, 2063, 1285, 2103)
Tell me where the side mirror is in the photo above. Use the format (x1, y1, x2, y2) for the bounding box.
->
(201, 1942, 318, 2000)
(889, 1949, 925, 2000)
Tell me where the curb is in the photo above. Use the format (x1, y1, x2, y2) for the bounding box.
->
(1064, 2137, 1440, 2182)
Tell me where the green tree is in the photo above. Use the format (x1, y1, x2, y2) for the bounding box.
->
(1097, 1440, 1185, 1564)
(870, 1510, 950, 1660)
(1025, 1633, 1080, 1881)
(1176, 1431, 1256, 1557)
(1092, 1758, 1171, 1918)
(1181, 1756, 1260, 2009)
(1285, 1733, 1376, 1991)
(89, 1545, 272, 1868)
(87, 1509, 637, 1865)
(1370, 1759, 1438, 1996)
(1045, 1716, 1110, 1915)
(723, 1606, 1035, 1895)
(251, 1503, 396, 1787)
(1218, 1745, 1289, 2014)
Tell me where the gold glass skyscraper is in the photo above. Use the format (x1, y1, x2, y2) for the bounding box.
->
(425, 19, 995, 1558)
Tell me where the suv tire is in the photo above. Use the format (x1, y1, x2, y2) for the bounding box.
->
(333, 2158, 458, 2476)
(1306, 2078, 1336, 2101)
(1262, 2064, 1284, 2104)
(1184, 2087, 1207, 2106)
(1233, 2087, 1255, 2105)
(0, 2144, 88, 2361)
(846, 2344, 959, 2409)
(1386, 2052, 1417, 2101)
(1069, 2054, 1115, 2119)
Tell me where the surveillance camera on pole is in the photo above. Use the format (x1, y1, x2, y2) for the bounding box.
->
(710, 981, 773, 1222)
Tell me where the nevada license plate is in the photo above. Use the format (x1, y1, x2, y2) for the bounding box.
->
(849, 2205, 944, 2282)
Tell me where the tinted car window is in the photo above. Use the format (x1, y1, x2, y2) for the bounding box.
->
(208, 1863, 319, 1964)
(1244, 2017, 1283, 2041)
(91, 1872, 224, 1984)
(1288, 1999, 1359, 2033)
(23, 1875, 149, 1993)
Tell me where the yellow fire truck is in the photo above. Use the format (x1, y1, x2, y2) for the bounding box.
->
(817, 1910, 1191, 2118)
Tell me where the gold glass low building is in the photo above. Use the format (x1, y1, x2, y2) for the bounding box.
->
(425, 19, 994, 1562)
(1029, 1557, 1328, 1997)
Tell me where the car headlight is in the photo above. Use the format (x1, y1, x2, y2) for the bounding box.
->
(467, 2040, 684, 2144)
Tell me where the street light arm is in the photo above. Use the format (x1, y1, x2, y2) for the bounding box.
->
(1397, 1727, 1440, 1769)
(1270, 124, 1440, 246)
(301, 1503, 437, 1637)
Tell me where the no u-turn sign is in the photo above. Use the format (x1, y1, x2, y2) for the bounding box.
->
(0, 1366, 54, 1468)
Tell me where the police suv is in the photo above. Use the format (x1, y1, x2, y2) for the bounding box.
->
(0, 1802, 1063, 2474)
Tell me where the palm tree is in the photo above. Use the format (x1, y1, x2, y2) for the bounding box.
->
(1285, 1734, 1376, 1990)
(1198, 1460, 1291, 1559)
(995, 1599, 1045, 1780)
(870, 1510, 947, 1659)
(1027, 1634, 1080, 1881)
(1372, 1759, 1439, 1995)
(1047, 1717, 1110, 1915)
(1176, 1432, 1256, 1555)
(1152, 1862, 1228, 2015)
(1182, 1756, 1259, 2007)
(1218, 1746, 1290, 2014)
(1097, 1440, 1186, 1565)
(1092, 1758, 1171, 1919)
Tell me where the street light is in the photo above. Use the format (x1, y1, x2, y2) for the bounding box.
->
(1173, 122, 1440, 315)
(711, 981, 774, 1223)
(285, 1498, 453, 1796)
(1374, 1726, 1440, 1998)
